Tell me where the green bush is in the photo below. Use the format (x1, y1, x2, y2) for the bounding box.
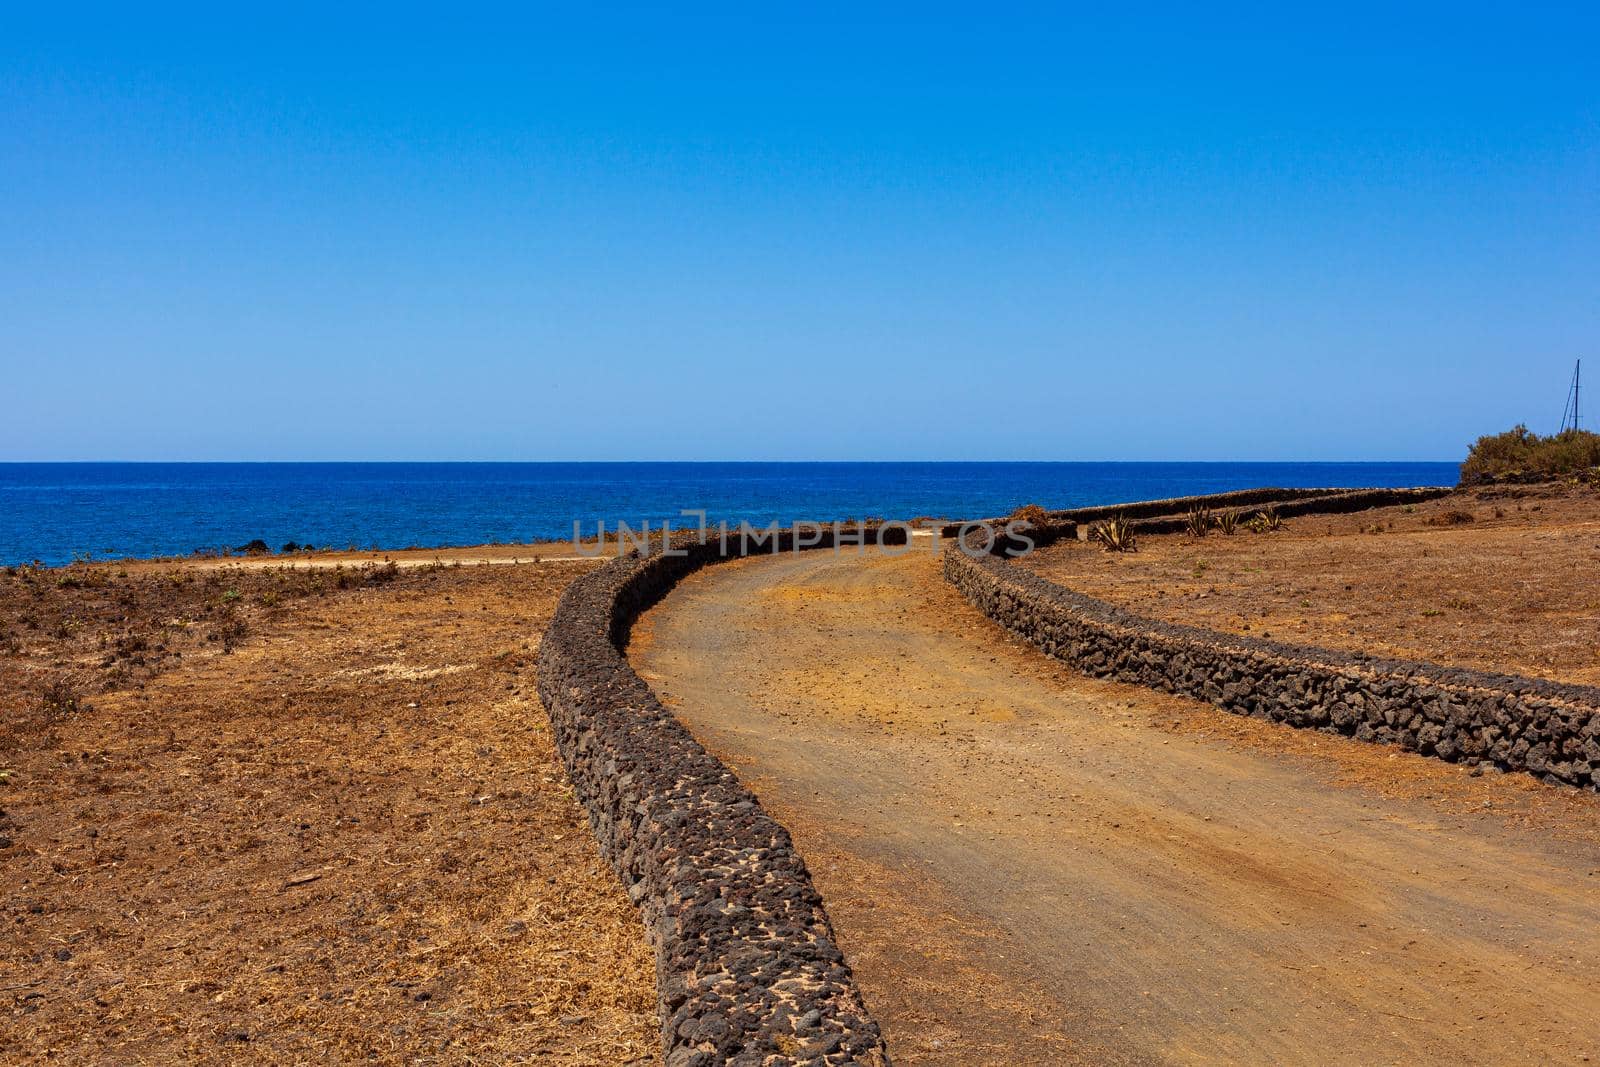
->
(1460, 425, 1600, 485)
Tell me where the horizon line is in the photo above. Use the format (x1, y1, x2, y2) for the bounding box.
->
(0, 458, 1462, 466)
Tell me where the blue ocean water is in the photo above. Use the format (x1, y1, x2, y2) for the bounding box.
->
(0, 462, 1459, 566)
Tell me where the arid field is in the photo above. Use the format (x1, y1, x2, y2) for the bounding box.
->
(1020, 484, 1600, 685)
(0, 557, 656, 1064)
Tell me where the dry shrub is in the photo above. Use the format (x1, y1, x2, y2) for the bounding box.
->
(1461, 425, 1600, 485)
(211, 612, 249, 652)
(335, 561, 401, 589)
(1008, 504, 1051, 527)
(37, 677, 84, 720)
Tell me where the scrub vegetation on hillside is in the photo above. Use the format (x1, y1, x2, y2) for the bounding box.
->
(1460, 425, 1600, 485)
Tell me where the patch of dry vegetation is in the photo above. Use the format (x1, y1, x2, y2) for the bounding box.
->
(1460, 424, 1600, 485)
(0, 561, 413, 728)
(1020, 485, 1600, 686)
(1006, 504, 1051, 528)
(0, 560, 657, 1063)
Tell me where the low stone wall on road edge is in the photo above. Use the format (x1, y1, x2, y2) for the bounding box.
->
(944, 548, 1600, 791)
(539, 527, 901, 1066)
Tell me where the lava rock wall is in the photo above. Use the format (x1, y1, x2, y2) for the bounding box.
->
(939, 486, 1452, 542)
(538, 529, 896, 1066)
(944, 548, 1600, 791)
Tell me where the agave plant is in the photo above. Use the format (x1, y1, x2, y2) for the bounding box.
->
(1185, 506, 1212, 538)
(1248, 506, 1284, 533)
(1092, 514, 1138, 552)
(1216, 510, 1239, 535)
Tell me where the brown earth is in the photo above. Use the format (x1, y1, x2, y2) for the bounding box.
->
(1022, 484, 1600, 686)
(631, 546, 1600, 1066)
(0, 557, 657, 1064)
(112, 539, 607, 573)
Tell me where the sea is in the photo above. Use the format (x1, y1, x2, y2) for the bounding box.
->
(0, 461, 1459, 566)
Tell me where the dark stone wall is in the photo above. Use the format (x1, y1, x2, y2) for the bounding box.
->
(938, 486, 1452, 542)
(1119, 486, 1456, 536)
(946, 520, 1079, 557)
(939, 487, 1349, 535)
(1264, 485, 1454, 519)
(1047, 485, 1355, 523)
(943, 549, 1600, 792)
(538, 528, 896, 1066)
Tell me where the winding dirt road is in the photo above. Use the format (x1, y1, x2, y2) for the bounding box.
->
(630, 547, 1600, 1066)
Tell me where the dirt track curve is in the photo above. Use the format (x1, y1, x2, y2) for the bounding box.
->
(629, 547, 1600, 1066)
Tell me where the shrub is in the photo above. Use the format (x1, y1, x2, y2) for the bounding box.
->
(334, 561, 400, 588)
(236, 539, 272, 556)
(1460, 425, 1600, 485)
(1184, 507, 1212, 538)
(211, 613, 248, 652)
(1216, 510, 1239, 536)
(38, 678, 82, 717)
(1091, 515, 1137, 552)
(1008, 503, 1051, 528)
(1248, 506, 1284, 533)
(1425, 509, 1475, 526)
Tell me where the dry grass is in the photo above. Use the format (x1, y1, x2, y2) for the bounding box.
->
(1020, 484, 1600, 686)
(0, 560, 657, 1064)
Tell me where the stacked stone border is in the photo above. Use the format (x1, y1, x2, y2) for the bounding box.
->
(1046, 485, 1353, 524)
(940, 485, 1454, 543)
(945, 485, 1455, 553)
(943, 548, 1600, 791)
(538, 528, 897, 1066)
(939, 486, 1352, 537)
(1113, 486, 1456, 537)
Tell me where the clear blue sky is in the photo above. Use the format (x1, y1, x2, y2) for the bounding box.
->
(2, 4, 1595, 461)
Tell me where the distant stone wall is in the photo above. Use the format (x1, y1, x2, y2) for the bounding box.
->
(1119, 486, 1456, 536)
(539, 528, 897, 1066)
(947, 519, 1079, 557)
(939, 486, 1452, 543)
(943, 548, 1600, 791)
(1047, 486, 1353, 523)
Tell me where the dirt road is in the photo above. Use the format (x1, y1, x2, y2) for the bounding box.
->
(630, 548, 1600, 1065)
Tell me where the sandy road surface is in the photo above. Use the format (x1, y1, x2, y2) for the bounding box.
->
(630, 548, 1600, 1065)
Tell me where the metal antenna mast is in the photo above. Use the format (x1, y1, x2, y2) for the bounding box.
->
(1560, 359, 1581, 433)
